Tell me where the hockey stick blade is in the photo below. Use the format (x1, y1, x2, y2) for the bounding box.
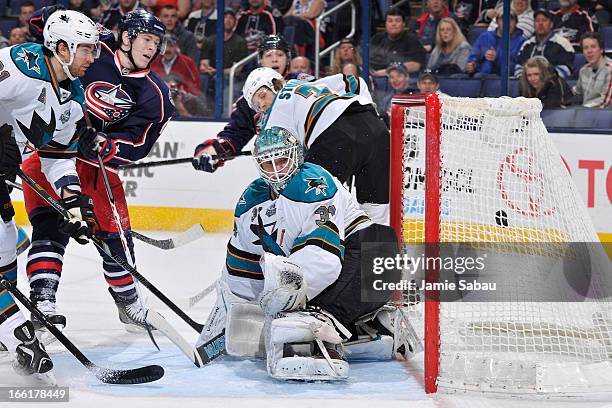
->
(132, 224, 205, 250)
(195, 330, 226, 365)
(0, 279, 164, 384)
(146, 310, 204, 367)
(120, 151, 252, 170)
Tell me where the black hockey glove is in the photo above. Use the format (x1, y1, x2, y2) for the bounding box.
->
(77, 127, 116, 162)
(0, 124, 21, 179)
(57, 194, 97, 245)
(192, 138, 235, 173)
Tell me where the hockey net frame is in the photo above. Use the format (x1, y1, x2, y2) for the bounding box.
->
(389, 93, 612, 396)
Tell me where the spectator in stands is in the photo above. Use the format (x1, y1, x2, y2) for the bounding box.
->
(487, 0, 534, 38)
(283, 0, 326, 61)
(235, 0, 284, 53)
(466, 10, 525, 77)
(68, 0, 103, 20)
(8, 27, 26, 46)
(551, 0, 594, 50)
(593, 0, 610, 26)
(158, 5, 200, 64)
(289, 56, 312, 75)
(515, 9, 575, 80)
(414, 0, 453, 52)
(452, 0, 497, 34)
(101, 0, 141, 33)
(573, 32, 612, 108)
(165, 73, 208, 116)
(426, 17, 471, 75)
(416, 71, 441, 93)
(18, 1, 36, 30)
(329, 37, 362, 75)
(380, 63, 413, 112)
(184, 0, 217, 48)
(144, 0, 191, 20)
(519, 56, 573, 108)
(200, 8, 249, 112)
(370, 8, 427, 76)
(151, 33, 202, 96)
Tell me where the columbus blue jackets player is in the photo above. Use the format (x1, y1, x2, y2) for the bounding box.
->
(21, 9, 174, 335)
(196, 126, 401, 381)
(0, 9, 100, 380)
(191, 34, 293, 173)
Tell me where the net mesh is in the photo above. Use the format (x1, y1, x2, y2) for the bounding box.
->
(392, 95, 612, 394)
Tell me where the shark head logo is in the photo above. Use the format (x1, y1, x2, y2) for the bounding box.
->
(304, 177, 328, 196)
(16, 48, 41, 74)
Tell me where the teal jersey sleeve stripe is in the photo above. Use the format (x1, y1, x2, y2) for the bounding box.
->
(226, 243, 264, 280)
(304, 94, 354, 146)
(290, 221, 344, 260)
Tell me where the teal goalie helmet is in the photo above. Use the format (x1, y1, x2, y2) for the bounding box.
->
(254, 127, 304, 193)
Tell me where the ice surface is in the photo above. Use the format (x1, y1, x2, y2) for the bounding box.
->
(1, 230, 611, 408)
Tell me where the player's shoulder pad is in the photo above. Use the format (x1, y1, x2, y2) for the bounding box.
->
(281, 163, 338, 203)
(10, 43, 50, 81)
(235, 178, 272, 217)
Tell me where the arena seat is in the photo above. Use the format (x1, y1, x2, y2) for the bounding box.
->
(438, 78, 482, 97)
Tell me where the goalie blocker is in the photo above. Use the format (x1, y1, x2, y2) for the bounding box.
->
(197, 126, 403, 381)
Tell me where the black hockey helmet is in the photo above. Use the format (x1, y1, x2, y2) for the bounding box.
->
(118, 9, 166, 53)
(258, 34, 291, 59)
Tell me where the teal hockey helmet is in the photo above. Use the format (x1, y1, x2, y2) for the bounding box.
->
(254, 127, 304, 193)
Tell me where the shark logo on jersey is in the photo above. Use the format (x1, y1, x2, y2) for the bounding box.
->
(16, 49, 41, 74)
(250, 214, 284, 255)
(304, 177, 328, 196)
(85, 82, 134, 124)
(16, 109, 57, 148)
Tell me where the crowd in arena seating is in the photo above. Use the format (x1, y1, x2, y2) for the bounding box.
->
(0, 0, 610, 116)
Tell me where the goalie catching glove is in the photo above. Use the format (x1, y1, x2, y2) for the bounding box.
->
(77, 127, 116, 162)
(57, 194, 97, 245)
(259, 253, 307, 316)
(192, 138, 236, 173)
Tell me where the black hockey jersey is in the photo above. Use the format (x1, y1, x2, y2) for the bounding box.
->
(80, 41, 175, 170)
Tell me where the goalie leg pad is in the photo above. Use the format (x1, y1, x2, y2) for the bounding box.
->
(226, 302, 266, 358)
(266, 311, 349, 381)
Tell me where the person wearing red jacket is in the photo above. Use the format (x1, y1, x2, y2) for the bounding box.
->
(150, 33, 201, 95)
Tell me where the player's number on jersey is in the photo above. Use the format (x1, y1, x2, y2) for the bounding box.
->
(294, 84, 333, 99)
(0, 60, 10, 82)
(314, 205, 336, 227)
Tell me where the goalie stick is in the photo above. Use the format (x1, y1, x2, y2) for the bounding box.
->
(5, 180, 205, 251)
(0, 279, 164, 384)
(119, 151, 252, 170)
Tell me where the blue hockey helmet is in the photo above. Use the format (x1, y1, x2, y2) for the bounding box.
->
(254, 127, 304, 193)
(258, 34, 291, 59)
(118, 9, 167, 54)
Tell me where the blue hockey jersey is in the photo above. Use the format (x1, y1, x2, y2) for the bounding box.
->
(79, 41, 175, 170)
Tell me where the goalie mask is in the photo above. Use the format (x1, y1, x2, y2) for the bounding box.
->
(254, 127, 304, 194)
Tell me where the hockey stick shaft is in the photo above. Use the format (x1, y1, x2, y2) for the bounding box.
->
(0, 279, 164, 384)
(96, 155, 159, 350)
(7, 179, 204, 251)
(16, 169, 205, 332)
(119, 151, 252, 170)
